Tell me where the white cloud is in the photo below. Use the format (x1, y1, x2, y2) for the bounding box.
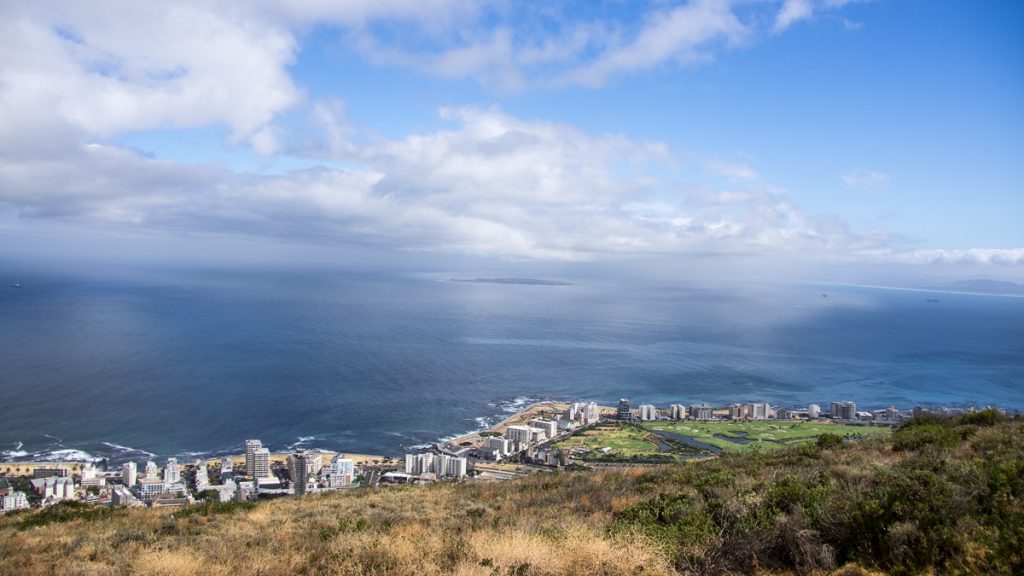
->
(0, 104, 898, 262)
(841, 169, 889, 189)
(563, 0, 748, 87)
(876, 249, 1024, 266)
(774, 0, 815, 33)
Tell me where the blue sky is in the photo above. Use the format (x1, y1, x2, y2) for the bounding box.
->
(1, 0, 1022, 275)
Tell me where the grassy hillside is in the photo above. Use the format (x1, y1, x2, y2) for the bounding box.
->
(1, 412, 1020, 576)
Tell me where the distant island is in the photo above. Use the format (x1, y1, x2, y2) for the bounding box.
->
(946, 278, 1024, 295)
(449, 277, 573, 286)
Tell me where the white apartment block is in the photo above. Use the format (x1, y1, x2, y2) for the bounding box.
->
(0, 491, 29, 513)
(122, 461, 137, 486)
(137, 478, 167, 500)
(324, 456, 355, 488)
(670, 404, 687, 420)
(748, 403, 771, 420)
(484, 436, 513, 456)
(638, 404, 657, 421)
(195, 461, 209, 489)
(403, 453, 467, 479)
(505, 425, 534, 446)
(144, 461, 159, 479)
(245, 439, 273, 478)
(164, 458, 180, 485)
(528, 419, 559, 439)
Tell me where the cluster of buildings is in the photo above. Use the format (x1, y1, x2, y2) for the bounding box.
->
(0, 438, 360, 513)
(612, 397, 909, 425)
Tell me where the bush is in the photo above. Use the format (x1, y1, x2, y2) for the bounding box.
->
(817, 433, 843, 449)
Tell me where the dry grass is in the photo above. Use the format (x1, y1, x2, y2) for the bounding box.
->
(0, 467, 670, 576)
(2, 417, 1019, 576)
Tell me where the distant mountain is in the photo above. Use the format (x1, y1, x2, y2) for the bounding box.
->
(948, 279, 1024, 295)
(449, 277, 572, 286)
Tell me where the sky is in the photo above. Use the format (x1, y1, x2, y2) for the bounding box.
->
(0, 0, 1022, 281)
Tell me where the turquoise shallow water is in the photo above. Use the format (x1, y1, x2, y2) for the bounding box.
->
(0, 267, 1021, 464)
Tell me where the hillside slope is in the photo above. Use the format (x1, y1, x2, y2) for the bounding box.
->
(1, 414, 1020, 576)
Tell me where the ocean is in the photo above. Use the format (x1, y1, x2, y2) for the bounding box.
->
(1, 267, 1022, 465)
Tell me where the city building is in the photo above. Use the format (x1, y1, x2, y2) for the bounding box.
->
(567, 401, 601, 424)
(808, 404, 821, 418)
(638, 404, 657, 421)
(528, 419, 559, 439)
(0, 490, 29, 513)
(195, 460, 209, 490)
(617, 398, 631, 420)
(484, 436, 513, 456)
(137, 478, 167, 500)
(670, 404, 687, 420)
(505, 425, 535, 446)
(110, 485, 136, 507)
(403, 452, 467, 479)
(220, 458, 234, 479)
(121, 461, 137, 486)
(290, 450, 310, 496)
(728, 403, 747, 420)
(748, 403, 771, 420)
(323, 455, 355, 488)
(435, 454, 468, 478)
(405, 453, 435, 476)
(164, 458, 180, 485)
(31, 467, 69, 478)
(831, 401, 857, 421)
(29, 477, 75, 500)
(144, 461, 159, 479)
(689, 403, 714, 420)
(245, 439, 266, 478)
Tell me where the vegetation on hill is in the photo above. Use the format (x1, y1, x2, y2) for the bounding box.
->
(1, 412, 1020, 575)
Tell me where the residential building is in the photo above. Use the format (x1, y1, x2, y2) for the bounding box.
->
(110, 485, 136, 507)
(137, 478, 167, 500)
(30, 477, 75, 500)
(121, 461, 137, 487)
(748, 403, 771, 420)
(670, 404, 687, 420)
(195, 461, 209, 490)
(220, 458, 234, 478)
(0, 490, 29, 513)
(484, 436, 513, 456)
(528, 419, 559, 439)
(435, 454, 468, 478)
(164, 458, 179, 485)
(689, 403, 713, 420)
(505, 425, 534, 446)
(244, 439, 264, 478)
(323, 455, 355, 488)
(831, 401, 857, 421)
(31, 467, 69, 478)
(290, 450, 310, 496)
(808, 404, 821, 418)
(144, 461, 158, 479)
(638, 404, 657, 421)
(617, 398, 631, 420)
(404, 453, 435, 476)
(728, 403, 747, 420)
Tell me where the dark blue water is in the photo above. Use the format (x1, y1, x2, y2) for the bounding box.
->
(1, 267, 1022, 464)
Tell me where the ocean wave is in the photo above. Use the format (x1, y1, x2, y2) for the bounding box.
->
(1, 450, 30, 460)
(102, 442, 157, 457)
(498, 395, 541, 413)
(32, 449, 97, 462)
